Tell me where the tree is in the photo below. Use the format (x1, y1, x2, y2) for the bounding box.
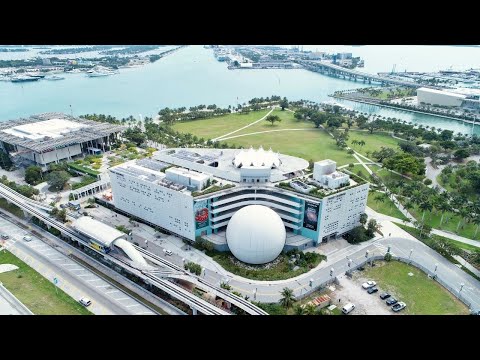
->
(265, 115, 281, 126)
(0, 151, 13, 170)
(25, 165, 43, 185)
(383, 152, 425, 176)
(123, 126, 146, 146)
(279, 287, 295, 309)
(453, 148, 470, 161)
(359, 213, 368, 226)
(303, 303, 317, 315)
(280, 97, 289, 110)
(57, 209, 67, 222)
(371, 147, 396, 162)
(366, 219, 381, 237)
(47, 171, 71, 191)
(293, 305, 304, 315)
(418, 200, 433, 222)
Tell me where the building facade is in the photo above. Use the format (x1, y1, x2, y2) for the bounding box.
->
(109, 148, 369, 251)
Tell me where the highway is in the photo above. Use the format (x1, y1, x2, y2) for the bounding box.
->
(0, 184, 266, 315)
(299, 60, 442, 89)
(0, 215, 156, 315)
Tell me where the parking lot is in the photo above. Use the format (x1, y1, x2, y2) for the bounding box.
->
(329, 272, 400, 315)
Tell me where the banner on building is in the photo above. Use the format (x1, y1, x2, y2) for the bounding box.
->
(303, 202, 319, 231)
(194, 200, 209, 229)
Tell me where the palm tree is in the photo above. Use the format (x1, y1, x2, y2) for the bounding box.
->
(303, 303, 317, 315)
(279, 287, 295, 309)
(419, 200, 433, 222)
(456, 206, 470, 232)
(437, 198, 451, 226)
(473, 215, 480, 239)
(293, 305, 304, 315)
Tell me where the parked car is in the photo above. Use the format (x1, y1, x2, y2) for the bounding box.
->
(79, 297, 92, 307)
(60, 204, 68, 209)
(163, 249, 173, 256)
(341, 303, 356, 315)
(23, 236, 32, 242)
(362, 280, 377, 289)
(1, 233, 9, 240)
(386, 297, 398, 306)
(392, 302, 406, 312)
(380, 293, 391, 300)
(367, 287, 379, 294)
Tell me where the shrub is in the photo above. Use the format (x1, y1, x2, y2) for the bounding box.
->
(423, 178, 432, 185)
(384, 252, 393, 262)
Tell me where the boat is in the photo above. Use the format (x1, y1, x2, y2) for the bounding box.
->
(25, 73, 46, 79)
(11, 76, 40, 83)
(86, 69, 116, 77)
(44, 75, 65, 81)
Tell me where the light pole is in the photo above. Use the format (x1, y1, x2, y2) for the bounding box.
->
(330, 268, 334, 278)
(434, 263, 438, 273)
(459, 283, 465, 294)
(365, 250, 369, 265)
(253, 288, 257, 300)
(409, 249, 413, 259)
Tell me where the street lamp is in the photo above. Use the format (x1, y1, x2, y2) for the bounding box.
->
(434, 263, 438, 273)
(253, 288, 257, 300)
(459, 283, 465, 294)
(409, 249, 413, 259)
(309, 278, 314, 287)
(330, 268, 334, 277)
(348, 259, 353, 268)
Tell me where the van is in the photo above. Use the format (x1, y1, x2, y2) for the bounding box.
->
(79, 297, 92, 307)
(342, 303, 355, 315)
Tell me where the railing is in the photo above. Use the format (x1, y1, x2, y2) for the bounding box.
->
(345, 255, 473, 310)
(296, 277, 338, 301)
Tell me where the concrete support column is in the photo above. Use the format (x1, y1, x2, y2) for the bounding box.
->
(191, 307, 198, 315)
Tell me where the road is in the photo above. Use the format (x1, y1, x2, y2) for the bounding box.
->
(0, 215, 156, 315)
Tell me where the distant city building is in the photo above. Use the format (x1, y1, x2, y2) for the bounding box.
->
(417, 87, 480, 109)
(42, 58, 51, 65)
(0, 113, 125, 170)
(336, 52, 353, 60)
(108, 148, 369, 264)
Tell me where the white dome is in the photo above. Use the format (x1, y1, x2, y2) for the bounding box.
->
(226, 205, 286, 264)
(233, 146, 281, 169)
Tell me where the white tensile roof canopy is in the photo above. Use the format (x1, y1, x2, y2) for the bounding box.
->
(232, 146, 281, 169)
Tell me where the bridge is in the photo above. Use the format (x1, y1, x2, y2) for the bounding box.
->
(0, 184, 267, 315)
(298, 60, 442, 89)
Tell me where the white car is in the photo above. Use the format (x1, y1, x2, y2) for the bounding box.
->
(79, 297, 92, 307)
(163, 249, 173, 256)
(362, 280, 377, 289)
(23, 236, 32, 242)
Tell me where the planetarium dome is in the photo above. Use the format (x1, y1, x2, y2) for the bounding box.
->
(226, 205, 286, 264)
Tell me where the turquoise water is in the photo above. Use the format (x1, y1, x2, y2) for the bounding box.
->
(1, 45, 479, 135)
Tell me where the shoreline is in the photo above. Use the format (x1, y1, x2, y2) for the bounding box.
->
(332, 95, 479, 127)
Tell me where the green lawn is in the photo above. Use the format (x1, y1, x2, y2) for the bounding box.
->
(397, 223, 479, 253)
(221, 129, 355, 166)
(0, 250, 92, 315)
(367, 191, 409, 221)
(407, 205, 479, 240)
(361, 261, 469, 315)
(233, 109, 314, 136)
(0, 198, 25, 218)
(172, 109, 270, 139)
(348, 130, 402, 156)
(212, 252, 324, 281)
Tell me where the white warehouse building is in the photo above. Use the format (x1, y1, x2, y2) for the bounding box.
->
(417, 87, 480, 109)
(108, 148, 369, 264)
